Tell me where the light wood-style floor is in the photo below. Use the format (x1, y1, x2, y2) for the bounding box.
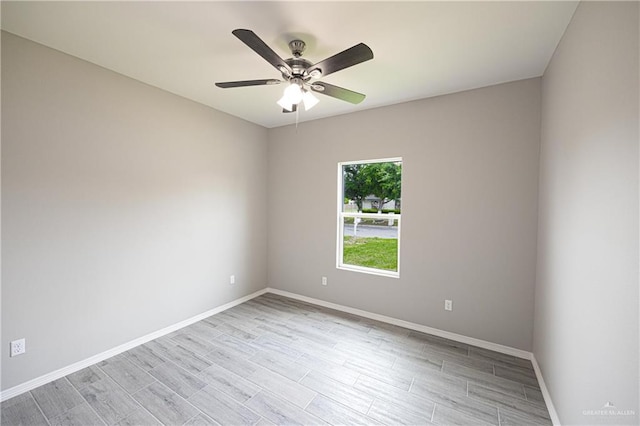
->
(1, 293, 551, 425)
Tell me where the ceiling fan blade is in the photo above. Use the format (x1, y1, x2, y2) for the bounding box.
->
(215, 79, 282, 88)
(307, 43, 373, 78)
(310, 82, 366, 104)
(232, 29, 292, 74)
(282, 104, 297, 114)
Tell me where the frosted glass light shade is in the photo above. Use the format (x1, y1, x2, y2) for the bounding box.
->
(302, 91, 319, 110)
(277, 82, 319, 112)
(277, 96, 294, 111)
(283, 83, 303, 104)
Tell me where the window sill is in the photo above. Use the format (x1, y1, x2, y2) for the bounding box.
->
(337, 264, 400, 279)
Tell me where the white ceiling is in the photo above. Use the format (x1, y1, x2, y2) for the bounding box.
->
(1, 1, 578, 128)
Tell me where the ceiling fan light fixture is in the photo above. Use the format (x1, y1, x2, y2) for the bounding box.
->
(283, 82, 303, 104)
(277, 95, 294, 111)
(302, 90, 319, 111)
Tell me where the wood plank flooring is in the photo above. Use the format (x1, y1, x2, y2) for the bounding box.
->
(1, 293, 552, 425)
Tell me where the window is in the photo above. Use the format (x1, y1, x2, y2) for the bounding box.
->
(337, 158, 402, 278)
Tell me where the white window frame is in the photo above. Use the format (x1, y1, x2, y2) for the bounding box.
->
(336, 157, 402, 278)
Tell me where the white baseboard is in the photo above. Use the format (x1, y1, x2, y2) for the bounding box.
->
(265, 287, 532, 360)
(531, 354, 561, 425)
(0, 288, 268, 402)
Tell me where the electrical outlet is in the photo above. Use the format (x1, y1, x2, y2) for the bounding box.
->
(10, 338, 26, 357)
(230, 275, 235, 284)
(321, 276, 328, 286)
(444, 300, 453, 311)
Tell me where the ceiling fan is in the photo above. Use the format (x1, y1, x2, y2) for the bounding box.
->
(215, 29, 374, 113)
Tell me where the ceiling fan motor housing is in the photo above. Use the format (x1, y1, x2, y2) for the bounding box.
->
(283, 57, 313, 80)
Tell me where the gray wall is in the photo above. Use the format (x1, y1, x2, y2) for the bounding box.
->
(1, 32, 268, 390)
(268, 78, 541, 351)
(534, 2, 639, 425)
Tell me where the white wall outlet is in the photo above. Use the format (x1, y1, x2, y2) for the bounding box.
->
(230, 275, 235, 284)
(10, 338, 26, 357)
(321, 276, 328, 286)
(444, 300, 453, 311)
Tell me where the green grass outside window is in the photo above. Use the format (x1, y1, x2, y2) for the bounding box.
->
(343, 237, 398, 271)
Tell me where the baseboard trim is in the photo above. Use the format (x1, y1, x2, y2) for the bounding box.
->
(0, 288, 269, 402)
(265, 288, 532, 360)
(531, 354, 561, 425)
